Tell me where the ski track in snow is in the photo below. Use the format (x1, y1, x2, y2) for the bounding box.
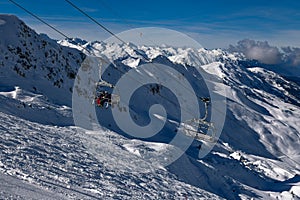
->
(0, 111, 223, 200)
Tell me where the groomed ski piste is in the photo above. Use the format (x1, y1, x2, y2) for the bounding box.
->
(0, 14, 300, 199)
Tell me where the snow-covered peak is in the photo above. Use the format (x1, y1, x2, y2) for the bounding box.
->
(0, 15, 86, 106)
(0, 14, 25, 45)
(59, 38, 242, 70)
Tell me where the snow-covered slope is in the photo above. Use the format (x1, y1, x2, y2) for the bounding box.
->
(1, 14, 300, 200)
(0, 15, 85, 106)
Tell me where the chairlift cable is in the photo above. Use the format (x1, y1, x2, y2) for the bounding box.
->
(62, 0, 220, 142)
(64, 0, 126, 45)
(8, 0, 70, 40)
(8, 0, 212, 143)
(64, 0, 211, 102)
(9, 0, 300, 168)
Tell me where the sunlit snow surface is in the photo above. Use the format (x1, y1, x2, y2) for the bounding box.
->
(0, 15, 300, 199)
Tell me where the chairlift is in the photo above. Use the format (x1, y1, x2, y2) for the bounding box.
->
(96, 80, 114, 88)
(181, 97, 216, 143)
(94, 90, 120, 108)
(92, 60, 121, 108)
(94, 80, 120, 108)
(182, 118, 216, 143)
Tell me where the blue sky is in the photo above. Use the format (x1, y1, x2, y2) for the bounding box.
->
(1, 0, 300, 48)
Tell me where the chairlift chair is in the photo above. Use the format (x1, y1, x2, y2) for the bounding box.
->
(93, 59, 121, 107)
(182, 118, 216, 143)
(181, 97, 216, 143)
(96, 80, 114, 88)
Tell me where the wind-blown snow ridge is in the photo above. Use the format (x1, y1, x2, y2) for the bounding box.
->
(1, 14, 300, 199)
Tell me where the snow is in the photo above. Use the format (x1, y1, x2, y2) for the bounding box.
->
(0, 14, 85, 106)
(0, 86, 21, 99)
(0, 111, 223, 199)
(0, 14, 300, 199)
(123, 140, 170, 161)
(290, 185, 300, 197)
(122, 57, 140, 68)
(0, 19, 5, 25)
(201, 62, 226, 78)
(0, 86, 73, 126)
(0, 173, 67, 200)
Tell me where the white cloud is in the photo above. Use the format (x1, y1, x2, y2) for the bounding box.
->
(229, 39, 300, 67)
(231, 40, 281, 64)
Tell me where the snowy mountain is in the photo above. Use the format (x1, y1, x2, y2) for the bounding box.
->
(0, 14, 299, 200)
(0, 15, 85, 107)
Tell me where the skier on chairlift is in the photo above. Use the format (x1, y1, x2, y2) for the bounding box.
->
(95, 91, 111, 108)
